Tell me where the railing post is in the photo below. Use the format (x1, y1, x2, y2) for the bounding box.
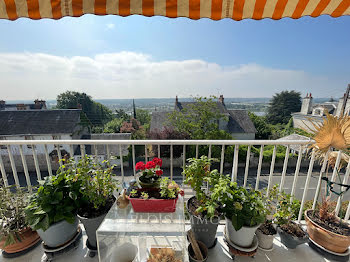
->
(32, 145, 42, 181)
(243, 145, 251, 188)
(231, 145, 239, 182)
(312, 150, 329, 210)
(255, 145, 264, 191)
(291, 145, 303, 197)
(19, 145, 32, 191)
(335, 159, 350, 216)
(298, 149, 316, 222)
(220, 144, 225, 174)
(119, 145, 125, 184)
(44, 144, 53, 176)
(170, 144, 173, 180)
(7, 145, 19, 188)
(132, 144, 136, 179)
(266, 145, 277, 196)
(0, 154, 8, 187)
(279, 145, 290, 191)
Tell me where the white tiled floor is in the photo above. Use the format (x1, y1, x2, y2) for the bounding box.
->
(0, 224, 335, 262)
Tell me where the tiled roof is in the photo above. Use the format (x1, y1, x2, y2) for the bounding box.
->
(0, 110, 82, 136)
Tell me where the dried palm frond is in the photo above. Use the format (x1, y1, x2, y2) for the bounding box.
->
(327, 151, 350, 169)
(304, 112, 350, 154)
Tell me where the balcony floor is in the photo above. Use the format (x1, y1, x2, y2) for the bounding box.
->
(0, 225, 332, 262)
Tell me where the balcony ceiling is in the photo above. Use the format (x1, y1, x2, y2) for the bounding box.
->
(0, 0, 349, 21)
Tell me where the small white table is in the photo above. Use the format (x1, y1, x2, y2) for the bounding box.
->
(96, 196, 187, 262)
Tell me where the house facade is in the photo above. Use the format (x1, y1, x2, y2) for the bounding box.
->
(292, 89, 348, 132)
(150, 95, 256, 140)
(0, 109, 89, 172)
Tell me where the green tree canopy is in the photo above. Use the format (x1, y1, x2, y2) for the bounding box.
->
(135, 109, 151, 126)
(56, 91, 113, 128)
(266, 90, 301, 125)
(167, 96, 232, 140)
(104, 118, 124, 133)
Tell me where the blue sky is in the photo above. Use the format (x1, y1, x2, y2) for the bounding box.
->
(0, 14, 349, 99)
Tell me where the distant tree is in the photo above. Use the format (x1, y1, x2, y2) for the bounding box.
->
(115, 109, 130, 121)
(148, 127, 190, 157)
(266, 91, 301, 125)
(248, 112, 272, 139)
(56, 91, 113, 128)
(167, 96, 232, 140)
(135, 109, 151, 126)
(120, 118, 146, 140)
(104, 118, 124, 133)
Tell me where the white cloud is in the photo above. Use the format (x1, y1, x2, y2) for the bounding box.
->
(0, 51, 346, 100)
(106, 23, 115, 30)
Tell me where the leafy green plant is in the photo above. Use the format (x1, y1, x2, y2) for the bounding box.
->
(268, 185, 300, 226)
(25, 166, 81, 231)
(160, 177, 180, 199)
(212, 176, 266, 230)
(183, 156, 221, 218)
(130, 189, 138, 197)
(0, 185, 30, 247)
(141, 192, 149, 199)
(73, 156, 119, 211)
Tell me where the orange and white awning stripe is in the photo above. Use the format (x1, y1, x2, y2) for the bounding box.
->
(0, 0, 349, 20)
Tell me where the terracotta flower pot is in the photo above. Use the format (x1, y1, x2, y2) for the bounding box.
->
(305, 209, 350, 253)
(0, 228, 40, 254)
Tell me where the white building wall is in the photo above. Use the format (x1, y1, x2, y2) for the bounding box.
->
(0, 134, 72, 172)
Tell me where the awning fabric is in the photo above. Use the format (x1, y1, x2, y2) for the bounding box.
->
(0, 0, 349, 21)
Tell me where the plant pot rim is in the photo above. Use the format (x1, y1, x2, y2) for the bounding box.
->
(77, 196, 115, 219)
(305, 209, 350, 239)
(187, 196, 220, 220)
(257, 227, 277, 236)
(277, 225, 308, 240)
(225, 216, 261, 229)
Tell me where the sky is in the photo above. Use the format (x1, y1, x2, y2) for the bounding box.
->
(0, 14, 349, 100)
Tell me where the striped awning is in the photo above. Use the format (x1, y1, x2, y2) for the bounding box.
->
(0, 0, 349, 21)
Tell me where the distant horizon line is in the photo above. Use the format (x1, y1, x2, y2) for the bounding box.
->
(2, 96, 335, 102)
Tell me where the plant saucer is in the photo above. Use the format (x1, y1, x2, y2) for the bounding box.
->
(224, 227, 258, 252)
(258, 245, 274, 252)
(309, 237, 350, 256)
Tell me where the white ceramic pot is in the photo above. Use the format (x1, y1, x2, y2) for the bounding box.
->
(256, 229, 275, 250)
(110, 243, 138, 262)
(225, 217, 260, 248)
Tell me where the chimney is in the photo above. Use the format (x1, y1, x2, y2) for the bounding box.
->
(34, 99, 47, 109)
(219, 95, 224, 104)
(300, 93, 313, 115)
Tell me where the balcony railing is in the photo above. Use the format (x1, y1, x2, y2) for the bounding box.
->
(0, 139, 349, 223)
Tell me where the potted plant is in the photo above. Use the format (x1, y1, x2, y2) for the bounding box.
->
(0, 186, 40, 255)
(25, 165, 81, 248)
(182, 156, 221, 248)
(305, 197, 350, 253)
(136, 157, 163, 188)
(255, 184, 278, 251)
(274, 189, 307, 249)
(212, 177, 266, 248)
(73, 156, 119, 252)
(302, 112, 350, 253)
(128, 177, 182, 213)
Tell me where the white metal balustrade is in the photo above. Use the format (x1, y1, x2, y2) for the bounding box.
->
(0, 139, 349, 222)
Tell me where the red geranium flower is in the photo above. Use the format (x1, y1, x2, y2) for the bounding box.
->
(155, 170, 163, 176)
(152, 157, 163, 167)
(145, 161, 156, 169)
(135, 161, 146, 171)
